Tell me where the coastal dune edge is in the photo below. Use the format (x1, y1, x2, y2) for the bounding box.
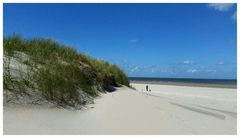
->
(4, 83, 236, 135)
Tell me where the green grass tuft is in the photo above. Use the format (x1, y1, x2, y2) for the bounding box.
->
(3, 35, 130, 106)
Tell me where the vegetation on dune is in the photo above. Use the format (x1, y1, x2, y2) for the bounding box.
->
(3, 35, 129, 107)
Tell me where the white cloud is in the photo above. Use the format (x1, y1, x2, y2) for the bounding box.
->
(217, 61, 225, 65)
(160, 69, 173, 74)
(206, 69, 217, 74)
(129, 39, 139, 43)
(130, 66, 139, 72)
(183, 60, 193, 64)
(208, 3, 234, 12)
(231, 11, 237, 20)
(150, 69, 156, 73)
(129, 65, 161, 73)
(187, 69, 198, 73)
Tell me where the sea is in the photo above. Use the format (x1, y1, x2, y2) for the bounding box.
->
(129, 77, 237, 88)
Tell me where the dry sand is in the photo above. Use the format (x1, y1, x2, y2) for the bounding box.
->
(4, 83, 237, 134)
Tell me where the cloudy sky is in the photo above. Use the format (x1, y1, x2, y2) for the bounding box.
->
(4, 3, 237, 79)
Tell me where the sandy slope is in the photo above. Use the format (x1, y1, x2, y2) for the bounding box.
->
(4, 83, 236, 134)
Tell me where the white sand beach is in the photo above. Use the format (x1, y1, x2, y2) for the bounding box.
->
(4, 83, 237, 135)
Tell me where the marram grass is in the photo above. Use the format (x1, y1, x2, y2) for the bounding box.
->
(3, 35, 129, 107)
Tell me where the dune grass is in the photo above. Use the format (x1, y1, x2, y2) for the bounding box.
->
(3, 35, 129, 106)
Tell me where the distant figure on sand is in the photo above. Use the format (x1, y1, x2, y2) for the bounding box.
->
(146, 85, 148, 91)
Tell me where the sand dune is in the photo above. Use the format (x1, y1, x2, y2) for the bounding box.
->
(4, 83, 236, 134)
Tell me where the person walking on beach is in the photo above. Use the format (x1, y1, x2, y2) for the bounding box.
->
(146, 85, 148, 92)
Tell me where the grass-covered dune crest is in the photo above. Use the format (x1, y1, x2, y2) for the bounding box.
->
(3, 35, 129, 109)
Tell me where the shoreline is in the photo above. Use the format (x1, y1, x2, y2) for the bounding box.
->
(130, 80, 237, 89)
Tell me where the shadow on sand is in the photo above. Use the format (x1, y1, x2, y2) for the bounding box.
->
(170, 102, 226, 120)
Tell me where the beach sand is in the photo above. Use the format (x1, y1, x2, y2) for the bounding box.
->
(4, 83, 237, 134)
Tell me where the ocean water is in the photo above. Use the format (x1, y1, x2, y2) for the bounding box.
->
(129, 77, 237, 88)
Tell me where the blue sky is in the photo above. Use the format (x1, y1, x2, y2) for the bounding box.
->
(4, 3, 237, 79)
